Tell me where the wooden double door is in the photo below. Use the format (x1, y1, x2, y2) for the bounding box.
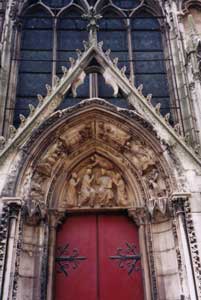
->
(55, 214, 144, 300)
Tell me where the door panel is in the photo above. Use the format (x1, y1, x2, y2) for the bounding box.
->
(99, 215, 144, 300)
(55, 215, 97, 300)
(55, 214, 144, 300)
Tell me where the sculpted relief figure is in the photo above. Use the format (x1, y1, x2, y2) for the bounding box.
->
(79, 168, 95, 207)
(67, 173, 79, 207)
(147, 168, 167, 199)
(114, 173, 128, 207)
(98, 122, 130, 146)
(97, 169, 114, 206)
(37, 140, 65, 176)
(64, 156, 129, 209)
(125, 139, 155, 173)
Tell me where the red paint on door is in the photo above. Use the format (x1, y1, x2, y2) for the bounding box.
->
(55, 214, 144, 300)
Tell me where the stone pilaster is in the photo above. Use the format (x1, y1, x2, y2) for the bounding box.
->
(171, 193, 198, 300)
(0, 197, 22, 300)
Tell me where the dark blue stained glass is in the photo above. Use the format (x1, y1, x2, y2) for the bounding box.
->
(98, 74, 114, 98)
(132, 31, 162, 51)
(17, 73, 52, 97)
(132, 11, 170, 115)
(135, 74, 169, 97)
(58, 98, 83, 110)
(113, 0, 140, 9)
(57, 10, 88, 71)
(76, 75, 89, 98)
(20, 50, 52, 72)
(14, 96, 39, 126)
(22, 6, 53, 29)
(98, 74, 129, 108)
(42, 0, 71, 8)
(107, 97, 129, 108)
(134, 52, 164, 73)
(58, 10, 87, 30)
(56, 51, 77, 74)
(22, 30, 53, 50)
(58, 30, 87, 50)
(132, 12, 160, 30)
(99, 31, 127, 50)
(99, 12, 126, 30)
(14, 6, 53, 127)
(56, 8, 88, 100)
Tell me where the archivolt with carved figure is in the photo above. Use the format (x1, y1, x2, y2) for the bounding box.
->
(16, 104, 174, 217)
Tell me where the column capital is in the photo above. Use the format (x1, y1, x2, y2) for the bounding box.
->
(171, 192, 190, 215)
(128, 207, 149, 226)
(47, 209, 66, 229)
(1, 197, 23, 217)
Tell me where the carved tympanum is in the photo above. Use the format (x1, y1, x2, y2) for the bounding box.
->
(62, 154, 130, 209)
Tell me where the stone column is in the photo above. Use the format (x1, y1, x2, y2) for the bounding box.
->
(46, 210, 65, 300)
(171, 193, 198, 300)
(0, 197, 22, 300)
(128, 207, 152, 300)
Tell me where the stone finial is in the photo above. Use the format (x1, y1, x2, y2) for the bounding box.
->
(98, 41, 103, 51)
(53, 75, 60, 87)
(194, 144, 201, 155)
(82, 7, 102, 46)
(61, 66, 68, 76)
(137, 84, 143, 95)
(29, 104, 35, 117)
(19, 114, 26, 127)
(164, 112, 170, 123)
(76, 49, 82, 60)
(146, 93, 152, 105)
(184, 132, 191, 145)
(46, 84, 52, 96)
(69, 57, 75, 68)
(120, 66, 126, 77)
(174, 123, 181, 135)
(37, 94, 44, 106)
(113, 57, 119, 67)
(105, 49, 111, 58)
(155, 103, 161, 114)
(83, 40, 89, 51)
(0, 136, 6, 150)
(9, 125, 17, 139)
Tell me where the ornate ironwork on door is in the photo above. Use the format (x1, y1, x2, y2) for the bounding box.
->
(55, 243, 87, 276)
(109, 242, 141, 275)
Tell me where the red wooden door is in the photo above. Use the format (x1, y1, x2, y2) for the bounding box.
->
(55, 214, 144, 300)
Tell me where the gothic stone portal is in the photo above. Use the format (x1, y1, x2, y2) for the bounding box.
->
(55, 214, 144, 300)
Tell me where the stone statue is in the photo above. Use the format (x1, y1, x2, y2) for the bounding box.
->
(97, 169, 114, 206)
(67, 173, 79, 207)
(148, 168, 166, 198)
(79, 168, 95, 207)
(114, 173, 128, 207)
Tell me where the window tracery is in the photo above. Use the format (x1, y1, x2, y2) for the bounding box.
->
(12, 0, 180, 127)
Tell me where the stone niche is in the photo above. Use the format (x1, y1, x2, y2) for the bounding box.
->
(60, 154, 131, 209)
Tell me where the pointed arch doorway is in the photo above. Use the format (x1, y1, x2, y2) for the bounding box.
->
(54, 213, 144, 300)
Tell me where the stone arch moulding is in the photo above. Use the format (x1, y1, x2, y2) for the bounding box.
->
(1, 99, 197, 300)
(15, 99, 176, 219)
